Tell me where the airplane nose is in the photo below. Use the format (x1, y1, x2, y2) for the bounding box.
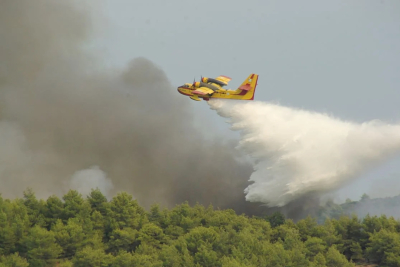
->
(177, 87, 191, 96)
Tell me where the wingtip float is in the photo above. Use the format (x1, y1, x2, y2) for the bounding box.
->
(177, 74, 258, 102)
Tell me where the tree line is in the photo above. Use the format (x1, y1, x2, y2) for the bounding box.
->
(1, 188, 400, 266)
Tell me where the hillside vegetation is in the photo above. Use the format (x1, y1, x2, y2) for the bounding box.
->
(1, 189, 400, 267)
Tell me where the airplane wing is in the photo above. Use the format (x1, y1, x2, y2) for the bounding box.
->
(192, 87, 214, 95)
(215, 75, 232, 85)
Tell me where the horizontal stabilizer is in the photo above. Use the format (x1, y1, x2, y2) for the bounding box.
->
(239, 84, 251, 91)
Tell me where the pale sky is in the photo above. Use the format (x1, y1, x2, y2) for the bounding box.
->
(94, 0, 400, 202)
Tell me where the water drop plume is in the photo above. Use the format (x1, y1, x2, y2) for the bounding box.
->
(209, 99, 400, 207)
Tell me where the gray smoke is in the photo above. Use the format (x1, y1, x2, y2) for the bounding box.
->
(0, 0, 262, 214)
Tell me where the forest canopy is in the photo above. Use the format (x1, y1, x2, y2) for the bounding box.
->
(1, 189, 400, 267)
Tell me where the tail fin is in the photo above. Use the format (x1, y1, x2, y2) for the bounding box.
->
(236, 73, 258, 100)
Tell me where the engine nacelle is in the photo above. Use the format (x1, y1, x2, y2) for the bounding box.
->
(201, 77, 227, 86)
(200, 82, 219, 91)
(193, 81, 221, 91)
(193, 81, 201, 88)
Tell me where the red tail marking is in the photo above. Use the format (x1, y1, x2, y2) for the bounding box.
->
(249, 75, 258, 100)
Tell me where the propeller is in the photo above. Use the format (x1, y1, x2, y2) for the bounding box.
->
(192, 76, 205, 88)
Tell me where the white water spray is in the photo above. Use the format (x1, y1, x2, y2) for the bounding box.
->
(209, 99, 400, 207)
(69, 166, 114, 199)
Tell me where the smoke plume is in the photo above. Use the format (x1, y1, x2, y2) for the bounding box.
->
(209, 99, 400, 207)
(0, 0, 262, 214)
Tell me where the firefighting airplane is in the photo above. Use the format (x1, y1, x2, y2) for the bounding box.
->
(177, 73, 258, 101)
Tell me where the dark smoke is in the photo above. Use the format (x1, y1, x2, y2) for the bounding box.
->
(0, 0, 269, 215)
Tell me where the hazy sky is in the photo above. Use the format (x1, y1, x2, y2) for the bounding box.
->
(94, 0, 400, 201)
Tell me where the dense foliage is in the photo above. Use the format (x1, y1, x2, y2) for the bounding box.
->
(1, 189, 400, 266)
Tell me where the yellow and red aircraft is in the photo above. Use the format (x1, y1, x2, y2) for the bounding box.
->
(177, 73, 258, 101)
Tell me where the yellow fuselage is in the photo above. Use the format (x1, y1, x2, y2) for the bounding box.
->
(177, 86, 244, 100)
